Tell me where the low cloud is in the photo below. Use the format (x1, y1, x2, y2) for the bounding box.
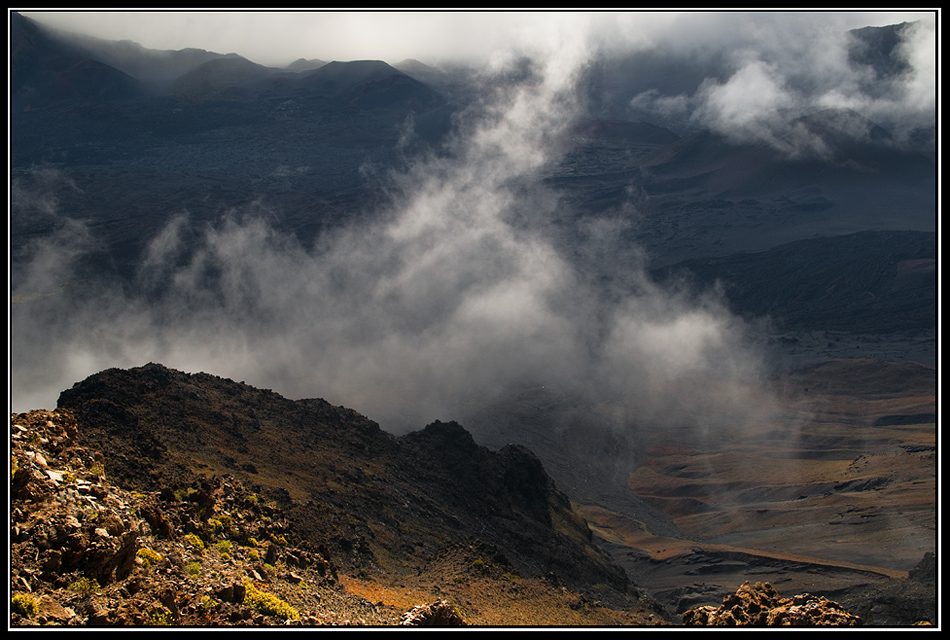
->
(628, 14, 935, 157)
(9, 29, 773, 439)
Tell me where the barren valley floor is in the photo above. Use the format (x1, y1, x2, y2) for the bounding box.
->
(579, 357, 936, 613)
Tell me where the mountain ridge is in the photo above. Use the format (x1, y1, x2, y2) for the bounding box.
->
(54, 362, 631, 595)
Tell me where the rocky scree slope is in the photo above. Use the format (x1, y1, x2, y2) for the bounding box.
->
(10, 362, 683, 625)
(53, 363, 629, 593)
(11, 408, 384, 626)
(11, 405, 671, 627)
(12, 381, 903, 628)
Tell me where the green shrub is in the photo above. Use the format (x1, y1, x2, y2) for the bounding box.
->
(207, 518, 223, 536)
(243, 581, 299, 620)
(184, 533, 205, 551)
(214, 540, 232, 555)
(69, 577, 100, 596)
(12, 593, 39, 618)
(247, 549, 260, 562)
(185, 561, 202, 577)
(136, 547, 163, 568)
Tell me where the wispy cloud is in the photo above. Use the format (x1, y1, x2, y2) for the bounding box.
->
(10, 20, 774, 438)
(628, 14, 935, 155)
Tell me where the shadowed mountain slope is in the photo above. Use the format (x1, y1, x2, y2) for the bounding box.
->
(288, 59, 447, 111)
(11, 12, 143, 109)
(847, 22, 914, 86)
(172, 55, 277, 100)
(55, 363, 630, 595)
(13, 12, 241, 90)
(652, 230, 936, 333)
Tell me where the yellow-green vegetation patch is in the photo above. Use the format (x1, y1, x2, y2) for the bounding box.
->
(207, 518, 224, 536)
(136, 547, 163, 568)
(243, 580, 300, 620)
(148, 607, 173, 626)
(69, 577, 100, 596)
(184, 532, 205, 550)
(12, 593, 39, 618)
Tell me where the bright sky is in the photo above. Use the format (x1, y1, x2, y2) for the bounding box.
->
(18, 9, 934, 67)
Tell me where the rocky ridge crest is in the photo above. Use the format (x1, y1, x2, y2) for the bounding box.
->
(10, 364, 668, 627)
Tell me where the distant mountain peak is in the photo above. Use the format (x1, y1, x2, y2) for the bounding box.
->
(286, 57, 327, 71)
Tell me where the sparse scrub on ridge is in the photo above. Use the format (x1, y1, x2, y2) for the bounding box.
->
(243, 580, 300, 620)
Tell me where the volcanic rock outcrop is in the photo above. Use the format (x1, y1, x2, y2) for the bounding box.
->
(682, 581, 862, 627)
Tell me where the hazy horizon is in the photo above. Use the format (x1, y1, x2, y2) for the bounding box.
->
(20, 10, 934, 68)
